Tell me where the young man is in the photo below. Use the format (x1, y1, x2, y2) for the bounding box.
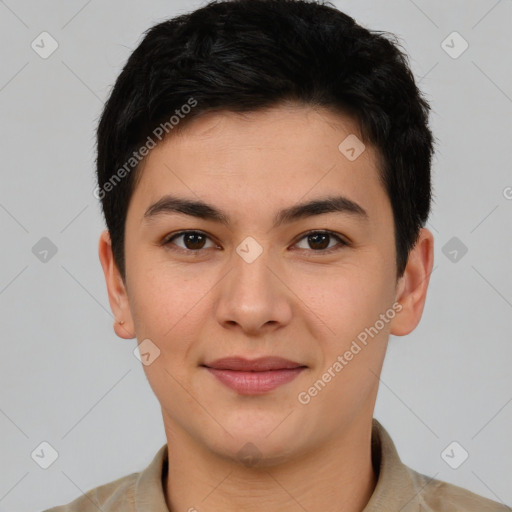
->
(45, 0, 509, 510)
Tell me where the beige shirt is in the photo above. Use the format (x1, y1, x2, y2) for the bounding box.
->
(44, 419, 509, 511)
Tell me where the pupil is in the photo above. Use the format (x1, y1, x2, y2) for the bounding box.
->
(185, 233, 205, 250)
(309, 233, 329, 250)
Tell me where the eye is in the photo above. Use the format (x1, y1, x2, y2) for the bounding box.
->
(162, 229, 349, 255)
(163, 231, 218, 252)
(293, 231, 348, 253)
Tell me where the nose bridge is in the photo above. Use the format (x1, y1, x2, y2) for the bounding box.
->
(215, 238, 292, 332)
(228, 240, 275, 306)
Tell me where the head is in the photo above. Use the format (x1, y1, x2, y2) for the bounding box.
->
(98, 0, 434, 465)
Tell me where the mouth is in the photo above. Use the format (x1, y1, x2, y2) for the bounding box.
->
(201, 356, 307, 395)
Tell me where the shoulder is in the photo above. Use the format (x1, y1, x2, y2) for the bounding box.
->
(42, 472, 138, 512)
(371, 419, 509, 512)
(41, 443, 168, 511)
(407, 466, 510, 511)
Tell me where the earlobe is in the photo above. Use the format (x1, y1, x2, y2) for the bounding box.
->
(113, 318, 134, 340)
(98, 230, 136, 339)
(390, 228, 434, 337)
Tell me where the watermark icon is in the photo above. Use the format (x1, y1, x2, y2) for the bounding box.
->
(298, 302, 402, 404)
(31, 441, 59, 469)
(441, 31, 469, 59)
(32, 237, 58, 263)
(31, 31, 59, 59)
(236, 236, 264, 264)
(237, 442, 263, 467)
(503, 186, 512, 200)
(134, 338, 161, 366)
(94, 97, 198, 200)
(442, 236, 468, 263)
(441, 441, 469, 469)
(338, 134, 365, 161)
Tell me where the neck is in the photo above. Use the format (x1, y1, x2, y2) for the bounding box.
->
(163, 417, 377, 512)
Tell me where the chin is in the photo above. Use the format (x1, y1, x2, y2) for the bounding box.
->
(211, 435, 302, 469)
(204, 418, 309, 468)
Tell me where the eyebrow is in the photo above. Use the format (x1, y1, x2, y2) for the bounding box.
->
(143, 194, 368, 228)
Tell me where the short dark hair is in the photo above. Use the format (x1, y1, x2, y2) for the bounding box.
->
(96, 0, 435, 280)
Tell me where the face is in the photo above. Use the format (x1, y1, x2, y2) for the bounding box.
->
(100, 104, 432, 466)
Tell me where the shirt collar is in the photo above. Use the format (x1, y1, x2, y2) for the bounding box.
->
(363, 418, 426, 511)
(134, 442, 169, 511)
(134, 418, 424, 511)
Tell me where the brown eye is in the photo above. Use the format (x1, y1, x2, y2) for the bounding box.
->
(307, 233, 330, 250)
(294, 231, 347, 252)
(164, 231, 216, 251)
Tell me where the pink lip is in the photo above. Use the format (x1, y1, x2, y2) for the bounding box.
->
(202, 357, 307, 395)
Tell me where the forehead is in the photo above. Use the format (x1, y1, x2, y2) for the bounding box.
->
(128, 105, 388, 226)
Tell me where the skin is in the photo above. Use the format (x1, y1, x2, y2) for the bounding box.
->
(99, 104, 434, 512)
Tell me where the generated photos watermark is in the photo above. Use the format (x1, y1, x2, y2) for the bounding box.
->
(93, 97, 198, 200)
(297, 301, 403, 405)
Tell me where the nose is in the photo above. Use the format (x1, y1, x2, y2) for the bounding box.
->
(214, 244, 293, 336)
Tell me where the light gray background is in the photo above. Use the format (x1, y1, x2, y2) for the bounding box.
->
(1, 0, 511, 510)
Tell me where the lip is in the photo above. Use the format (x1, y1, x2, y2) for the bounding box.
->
(204, 356, 304, 371)
(202, 357, 307, 395)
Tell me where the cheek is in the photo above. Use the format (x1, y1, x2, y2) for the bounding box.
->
(301, 265, 392, 336)
(128, 270, 208, 393)
(307, 271, 395, 393)
(126, 262, 178, 334)
(127, 264, 217, 352)
(311, 273, 392, 397)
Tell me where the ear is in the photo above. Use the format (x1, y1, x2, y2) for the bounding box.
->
(98, 230, 136, 339)
(390, 228, 434, 336)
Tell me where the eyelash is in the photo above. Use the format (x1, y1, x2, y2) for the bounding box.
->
(161, 230, 349, 255)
